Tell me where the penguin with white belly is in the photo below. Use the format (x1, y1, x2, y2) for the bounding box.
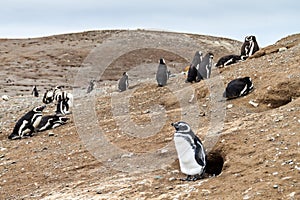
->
(171, 121, 207, 181)
(8, 105, 46, 140)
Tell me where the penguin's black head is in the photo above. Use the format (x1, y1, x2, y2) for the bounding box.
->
(249, 35, 256, 42)
(243, 77, 254, 89)
(208, 52, 214, 59)
(123, 72, 128, 77)
(195, 51, 203, 57)
(171, 121, 191, 132)
(55, 85, 64, 90)
(33, 105, 46, 112)
(242, 76, 252, 83)
(59, 116, 70, 123)
(245, 36, 251, 42)
(159, 58, 166, 65)
(43, 89, 54, 104)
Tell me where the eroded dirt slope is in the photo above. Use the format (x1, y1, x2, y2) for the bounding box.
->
(0, 30, 299, 200)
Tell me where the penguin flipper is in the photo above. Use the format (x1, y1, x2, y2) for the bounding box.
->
(194, 137, 206, 167)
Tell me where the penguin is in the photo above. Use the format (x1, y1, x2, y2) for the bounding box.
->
(197, 52, 214, 81)
(87, 80, 96, 94)
(31, 85, 39, 97)
(186, 51, 203, 83)
(37, 115, 69, 132)
(55, 97, 70, 115)
(215, 54, 243, 68)
(223, 77, 254, 99)
(43, 89, 54, 104)
(8, 105, 46, 140)
(241, 36, 259, 58)
(171, 121, 207, 181)
(118, 72, 129, 92)
(156, 58, 169, 87)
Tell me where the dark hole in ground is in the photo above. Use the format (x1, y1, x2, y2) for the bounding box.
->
(205, 151, 224, 176)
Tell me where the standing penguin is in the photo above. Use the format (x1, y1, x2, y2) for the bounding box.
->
(241, 36, 260, 58)
(156, 58, 169, 87)
(31, 85, 39, 97)
(37, 115, 69, 132)
(171, 121, 207, 181)
(197, 52, 214, 81)
(118, 72, 129, 92)
(87, 80, 96, 94)
(186, 51, 203, 83)
(8, 105, 46, 140)
(223, 76, 254, 99)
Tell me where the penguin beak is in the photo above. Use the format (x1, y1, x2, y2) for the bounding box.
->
(171, 122, 179, 130)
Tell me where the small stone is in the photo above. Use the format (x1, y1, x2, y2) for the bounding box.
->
(226, 104, 233, 109)
(249, 100, 259, 107)
(288, 192, 295, 198)
(273, 184, 278, 189)
(48, 132, 55, 136)
(96, 190, 102, 194)
(199, 112, 205, 117)
(272, 172, 278, 176)
(1, 95, 9, 101)
(278, 47, 287, 52)
(154, 175, 163, 179)
(169, 177, 176, 181)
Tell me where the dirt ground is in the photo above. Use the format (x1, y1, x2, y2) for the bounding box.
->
(0, 30, 299, 199)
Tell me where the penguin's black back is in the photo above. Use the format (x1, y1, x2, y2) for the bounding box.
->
(216, 54, 241, 67)
(224, 77, 253, 99)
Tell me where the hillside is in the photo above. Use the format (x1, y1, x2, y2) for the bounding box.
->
(0, 30, 299, 199)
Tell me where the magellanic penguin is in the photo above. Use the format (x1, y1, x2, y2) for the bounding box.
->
(156, 58, 169, 87)
(55, 98, 71, 115)
(241, 36, 259, 59)
(186, 51, 203, 83)
(37, 114, 69, 132)
(87, 80, 96, 94)
(8, 105, 46, 140)
(32, 85, 39, 97)
(118, 72, 129, 92)
(215, 54, 243, 68)
(171, 121, 207, 181)
(223, 77, 254, 99)
(197, 52, 214, 80)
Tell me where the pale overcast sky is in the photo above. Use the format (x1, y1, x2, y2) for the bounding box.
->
(0, 0, 299, 46)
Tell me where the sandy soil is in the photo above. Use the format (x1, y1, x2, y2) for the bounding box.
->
(0, 30, 299, 199)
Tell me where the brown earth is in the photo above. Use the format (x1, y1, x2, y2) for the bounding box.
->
(0, 30, 299, 199)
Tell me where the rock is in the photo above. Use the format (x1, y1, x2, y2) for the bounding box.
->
(249, 100, 259, 107)
(96, 190, 102, 194)
(288, 192, 295, 198)
(226, 104, 233, 109)
(169, 177, 176, 181)
(48, 132, 55, 136)
(278, 47, 287, 52)
(1, 95, 9, 101)
(273, 184, 278, 189)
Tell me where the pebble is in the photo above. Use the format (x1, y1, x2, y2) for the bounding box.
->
(288, 192, 295, 198)
(249, 100, 259, 107)
(1, 95, 9, 101)
(169, 177, 176, 181)
(48, 132, 55, 137)
(226, 104, 233, 109)
(273, 184, 278, 189)
(278, 47, 287, 52)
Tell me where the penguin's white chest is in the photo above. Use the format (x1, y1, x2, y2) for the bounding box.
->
(32, 114, 42, 128)
(174, 136, 203, 176)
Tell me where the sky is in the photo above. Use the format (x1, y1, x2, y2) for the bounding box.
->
(0, 0, 299, 47)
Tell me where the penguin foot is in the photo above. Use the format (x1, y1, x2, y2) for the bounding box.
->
(180, 174, 203, 181)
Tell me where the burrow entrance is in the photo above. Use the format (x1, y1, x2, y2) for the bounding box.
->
(205, 150, 224, 176)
